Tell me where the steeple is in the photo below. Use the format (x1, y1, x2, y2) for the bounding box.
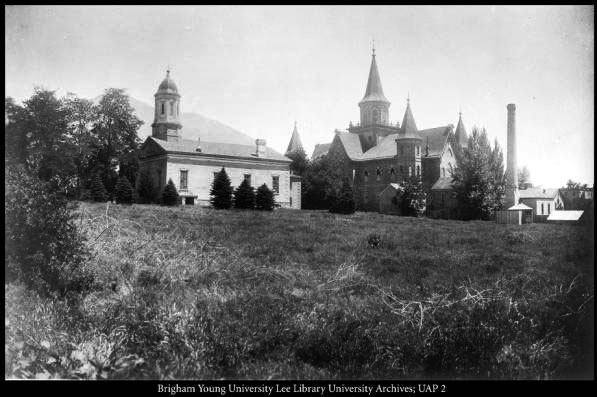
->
(152, 69, 182, 142)
(359, 47, 390, 104)
(358, 47, 391, 127)
(454, 111, 468, 148)
(285, 121, 305, 155)
(401, 97, 418, 136)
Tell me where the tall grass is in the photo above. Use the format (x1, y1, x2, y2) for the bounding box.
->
(5, 203, 594, 379)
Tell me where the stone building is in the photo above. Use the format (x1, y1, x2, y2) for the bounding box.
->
(313, 48, 467, 213)
(138, 70, 300, 208)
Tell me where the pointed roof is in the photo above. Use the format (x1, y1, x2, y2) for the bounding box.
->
(400, 99, 418, 136)
(359, 49, 389, 104)
(454, 112, 468, 147)
(285, 121, 305, 154)
(156, 69, 179, 96)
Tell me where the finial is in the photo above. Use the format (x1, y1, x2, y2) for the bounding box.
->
(167, 64, 171, 77)
(407, 92, 410, 103)
(459, 106, 462, 118)
(372, 39, 375, 56)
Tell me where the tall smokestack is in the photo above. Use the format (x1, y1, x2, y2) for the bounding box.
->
(505, 103, 519, 208)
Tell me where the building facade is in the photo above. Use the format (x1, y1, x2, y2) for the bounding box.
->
(313, 49, 467, 214)
(139, 70, 300, 208)
(518, 187, 564, 222)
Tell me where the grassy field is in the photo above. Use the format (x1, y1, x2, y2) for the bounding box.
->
(5, 202, 594, 379)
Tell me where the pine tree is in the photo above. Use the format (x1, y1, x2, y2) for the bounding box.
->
(255, 183, 275, 211)
(115, 176, 134, 204)
(162, 178, 180, 206)
(90, 172, 108, 202)
(451, 127, 505, 220)
(137, 168, 157, 204)
(210, 168, 233, 209)
(330, 178, 356, 214)
(234, 178, 256, 209)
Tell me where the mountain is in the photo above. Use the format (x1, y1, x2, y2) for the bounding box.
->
(94, 96, 256, 146)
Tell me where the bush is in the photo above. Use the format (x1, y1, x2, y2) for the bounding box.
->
(5, 165, 93, 296)
(89, 173, 108, 202)
(161, 179, 179, 206)
(255, 183, 274, 211)
(114, 176, 134, 205)
(330, 179, 355, 214)
(210, 168, 233, 209)
(136, 169, 158, 204)
(233, 179, 256, 209)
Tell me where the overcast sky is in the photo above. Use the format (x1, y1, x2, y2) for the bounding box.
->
(5, 5, 594, 187)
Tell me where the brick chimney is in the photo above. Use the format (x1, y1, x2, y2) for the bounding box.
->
(504, 103, 519, 208)
(255, 139, 266, 158)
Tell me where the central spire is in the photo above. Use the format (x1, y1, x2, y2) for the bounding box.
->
(360, 47, 389, 104)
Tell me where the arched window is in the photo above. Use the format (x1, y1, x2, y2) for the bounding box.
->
(376, 167, 381, 181)
(390, 167, 395, 175)
(161, 102, 165, 115)
(416, 146, 420, 156)
(372, 108, 380, 124)
(170, 102, 174, 116)
(364, 170, 369, 182)
(416, 165, 420, 177)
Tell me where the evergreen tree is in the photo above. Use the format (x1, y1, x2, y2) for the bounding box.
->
(89, 172, 108, 202)
(330, 178, 356, 214)
(302, 153, 347, 210)
(137, 168, 158, 204)
(234, 178, 256, 209)
(114, 176, 134, 204)
(162, 178, 180, 206)
(210, 167, 233, 209)
(517, 166, 532, 189)
(255, 183, 275, 211)
(451, 127, 505, 220)
(286, 148, 309, 176)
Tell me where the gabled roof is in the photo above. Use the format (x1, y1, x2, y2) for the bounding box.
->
(359, 52, 389, 104)
(419, 126, 452, 157)
(400, 101, 418, 136)
(431, 177, 455, 190)
(519, 187, 559, 199)
(454, 113, 467, 147)
(311, 143, 331, 160)
(285, 122, 305, 154)
(334, 130, 363, 160)
(360, 134, 399, 160)
(144, 136, 290, 162)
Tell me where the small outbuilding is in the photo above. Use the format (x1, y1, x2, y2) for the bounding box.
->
(379, 183, 403, 215)
(496, 203, 534, 225)
(547, 210, 585, 224)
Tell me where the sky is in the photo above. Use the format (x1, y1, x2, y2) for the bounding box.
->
(5, 5, 594, 188)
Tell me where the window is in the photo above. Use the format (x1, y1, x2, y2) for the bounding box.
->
(408, 166, 412, 177)
(179, 170, 188, 191)
(442, 167, 446, 178)
(390, 167, 395, 176)
(376, 167, 381, 181)
(364, 170, 369, 182)
(541, 203, 544, 215)
(272, 176, 279, 194)
(372, 108, 380, 124)
(244, 174, 251, 186)
(161, 102, 165, 115)
(547, 203, 551, 214)
(170, 102, 174, 116)
(416, 165, 420, 177)
(416, 146, 420, 156)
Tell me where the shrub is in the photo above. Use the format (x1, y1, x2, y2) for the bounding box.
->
(89, 173, 108, 202)
(5, 165, 93, 296)
(136, 169, 158, 204)
(233, 179, 256, 209)
(255, 183, 274, 211)
(114, 176, 134, 205)
(330, 179, 355, 214)
(210, 168, 233, 209)
(161, 179, 179, 206)
(366, 233, 382, 249)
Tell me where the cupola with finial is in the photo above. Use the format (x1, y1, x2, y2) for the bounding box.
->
(151, 68, 183, 143)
